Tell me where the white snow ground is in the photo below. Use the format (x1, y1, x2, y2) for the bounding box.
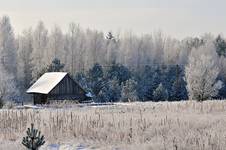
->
(0, 141, 89, 150)
(44, 144, 87, 150)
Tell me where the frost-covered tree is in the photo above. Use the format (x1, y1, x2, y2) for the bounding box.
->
(153, 31, 165, 64)
(0, 16, 19, 102)
(66, 23, 80, 74)
(121, 79, 138, 102)
(85, 29, 105, 69)
(47, 26, 64, 65)
(179, 37, 204, 65)
(153, 83, 169, 101)
(0, 63, 18, 102)
(163, 37, 180, 65)
(17, 29, 33, 89)
(121, 32, 154, 71)
(31, 21, 48, 82)
(0, 16, 17, 75)
(185, 41, 223, 101)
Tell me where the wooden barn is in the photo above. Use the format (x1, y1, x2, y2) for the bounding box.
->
(26, 72, 92, 104)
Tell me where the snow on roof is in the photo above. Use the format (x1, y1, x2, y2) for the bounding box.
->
(27, 72, 68, 94)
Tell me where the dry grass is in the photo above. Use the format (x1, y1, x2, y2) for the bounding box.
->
(1, 100, 226, 150)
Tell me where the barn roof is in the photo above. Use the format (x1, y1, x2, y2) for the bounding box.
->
(27, 72, 68, 94)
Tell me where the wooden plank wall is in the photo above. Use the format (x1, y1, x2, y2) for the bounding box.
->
(48, 75, 86, 100)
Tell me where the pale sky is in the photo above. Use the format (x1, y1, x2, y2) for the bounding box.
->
(0, 0, 225, 39)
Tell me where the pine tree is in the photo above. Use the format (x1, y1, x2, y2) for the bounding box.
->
(146, 69, 161, 100)
(167, 65, 188, 101)
(97, 87, 109, 103)
(75, 72, 90, 92)
(88, 63, 103, 81)
(22, 123, 45, 150)
(106, 62, 131, 85)
(170, 76, 187, 101)
(0, 98, 3, 108)
(106, 32, 119, 64)
(96, 78, 121, 102)
(153, 83, 169, 101)
(106, 32, 115, 40)
(88, 63, 104, 97)
(215, 35, 226, 57)
(107, 78, 121, 102)
(47, 58, 64, 72)
(136, 66, 158, 101)
(121, 79, 138, 102)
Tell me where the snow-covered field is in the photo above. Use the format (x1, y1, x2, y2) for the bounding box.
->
(1, 101, 226, 150)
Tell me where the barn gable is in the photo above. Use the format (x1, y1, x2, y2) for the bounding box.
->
(26, 72, 89, 104)
(48, 74, 86, 100)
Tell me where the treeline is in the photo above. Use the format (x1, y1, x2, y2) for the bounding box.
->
(0, 15, 226, 102)
(74, 63, 187, 102)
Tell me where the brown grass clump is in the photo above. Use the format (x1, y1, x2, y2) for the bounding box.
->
(1, 100, 226, 150)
